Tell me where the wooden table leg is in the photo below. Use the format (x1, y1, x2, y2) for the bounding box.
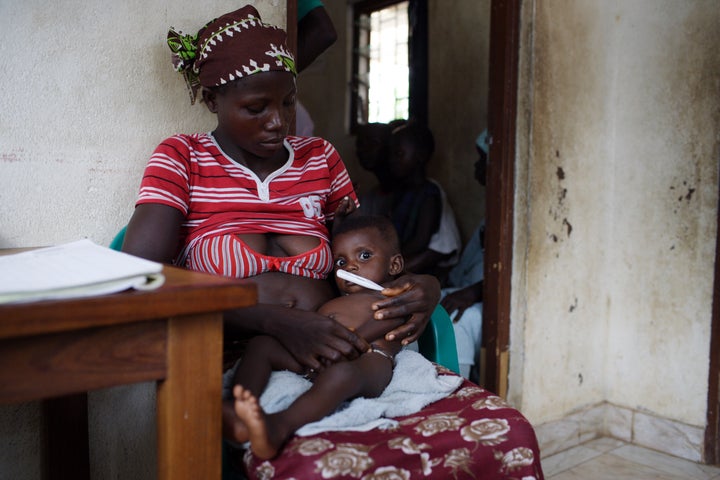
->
(156, 313, 223, 480)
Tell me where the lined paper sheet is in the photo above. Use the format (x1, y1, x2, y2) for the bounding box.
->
(0, 239, 164, 304)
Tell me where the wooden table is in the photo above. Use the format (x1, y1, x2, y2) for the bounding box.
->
(0, 265, 256, 480)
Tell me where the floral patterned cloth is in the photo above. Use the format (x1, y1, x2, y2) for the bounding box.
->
(240, 366, 544, 479)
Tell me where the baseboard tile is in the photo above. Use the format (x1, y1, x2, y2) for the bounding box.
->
(536, 402, 704, 463)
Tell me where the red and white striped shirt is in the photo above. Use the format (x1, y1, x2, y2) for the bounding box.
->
(136, 133, 357, 274)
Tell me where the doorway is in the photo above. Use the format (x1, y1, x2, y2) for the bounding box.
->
(287, 0, 519, 396)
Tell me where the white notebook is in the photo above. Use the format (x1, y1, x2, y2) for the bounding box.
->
(0, 239, 164, 304)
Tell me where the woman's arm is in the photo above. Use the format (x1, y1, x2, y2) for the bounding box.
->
(122, 204, 184, 263)
(440, 281, 483, 321)
(296, 5, 338, 72)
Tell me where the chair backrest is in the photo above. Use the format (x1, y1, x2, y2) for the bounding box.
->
(109, 226, 460, 373)
(418, 305, 460, 374)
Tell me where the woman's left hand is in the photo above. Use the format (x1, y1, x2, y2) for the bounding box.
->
(371, 273, 441, 345)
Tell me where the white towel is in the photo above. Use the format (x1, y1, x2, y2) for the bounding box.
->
(254, 349, 463, 436)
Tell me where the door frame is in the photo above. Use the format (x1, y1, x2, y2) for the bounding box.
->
(706, 192, 720, 464)
(483, 0, 521, 398)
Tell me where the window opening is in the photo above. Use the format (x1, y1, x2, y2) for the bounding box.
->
(352, 0, 410, 129)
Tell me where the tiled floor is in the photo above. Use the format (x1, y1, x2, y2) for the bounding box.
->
(542, 437, 720, 479)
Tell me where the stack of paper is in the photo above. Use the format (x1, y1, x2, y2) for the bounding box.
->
(0, 239, 165, 304)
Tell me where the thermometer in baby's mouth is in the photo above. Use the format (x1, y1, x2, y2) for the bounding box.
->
(336, 269, 385, 291)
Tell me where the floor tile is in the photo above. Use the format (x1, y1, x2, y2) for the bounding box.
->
(611, 444, 720, 480)
(549, 452, 691, 480)
(544, 437, 720, 480)
(541, 445, 602, 477)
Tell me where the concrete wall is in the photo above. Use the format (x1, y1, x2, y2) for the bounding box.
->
(0, 1, 284, 478)
(510, 0, 719, 461)
(0, 0, 285, 249)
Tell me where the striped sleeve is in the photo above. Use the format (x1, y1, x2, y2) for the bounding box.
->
(322, 140, 358, 220)
(136, 136, 192, 214)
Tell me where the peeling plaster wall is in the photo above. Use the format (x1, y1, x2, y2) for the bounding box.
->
(0, 0, 284, 249)
(513, 0, 719, 432)
(0, 1, 284, 477)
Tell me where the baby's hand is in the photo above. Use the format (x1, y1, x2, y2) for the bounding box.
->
(332, 197, 357, 234)
(334, 196, 356, 219)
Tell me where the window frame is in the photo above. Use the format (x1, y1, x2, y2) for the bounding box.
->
(350, 0, 427, 133)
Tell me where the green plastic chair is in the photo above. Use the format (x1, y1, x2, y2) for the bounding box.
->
(418, 305, 460, 374)
(109, 225, 127, 252)
(110, 225, 459, 372)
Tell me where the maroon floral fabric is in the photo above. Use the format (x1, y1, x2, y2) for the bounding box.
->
(241, 366, 544, 479)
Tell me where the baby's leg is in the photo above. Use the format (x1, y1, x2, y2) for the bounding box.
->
(233, 335, 304, 397)
(231, 385, 281, 460)
(223, 335, 302, 445)
(244, 352, 394, 459)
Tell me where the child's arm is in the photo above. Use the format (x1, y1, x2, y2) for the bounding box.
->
(353, 315, 406, 345)
(319, 293, 405, 345)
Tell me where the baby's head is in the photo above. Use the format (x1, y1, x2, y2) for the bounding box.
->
(331, 215, 404, 294)
(168, 5, 296, 104)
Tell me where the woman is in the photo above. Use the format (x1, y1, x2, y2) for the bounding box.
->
(123, 5, 439, 378)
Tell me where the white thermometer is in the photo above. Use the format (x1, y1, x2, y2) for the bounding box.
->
(336, 269, 385, 291)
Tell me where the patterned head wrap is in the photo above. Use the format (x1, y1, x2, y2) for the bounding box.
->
(167, 5, 297, 104)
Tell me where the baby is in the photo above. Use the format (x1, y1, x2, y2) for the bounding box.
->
(223, 214, 406, 459)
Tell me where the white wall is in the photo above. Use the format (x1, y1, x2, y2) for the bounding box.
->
(0, 0, 284, 249)
(0, 1, 285, 477)
(510, 0, 719, 460)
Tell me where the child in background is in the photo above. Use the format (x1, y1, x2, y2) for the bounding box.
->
(385, 120, 462, 276)
(224, 215, 406, 459)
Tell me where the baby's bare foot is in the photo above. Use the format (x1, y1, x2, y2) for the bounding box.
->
(232, 385, 279, 460)
(222, 397, 250, 444)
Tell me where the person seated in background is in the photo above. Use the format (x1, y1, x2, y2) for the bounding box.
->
(440, 130, 489, 382)
(383, 120, 462, 276)
(355, 121, 395, 211)
(297, 0, 337, 72)
(295, 0, 338, 135)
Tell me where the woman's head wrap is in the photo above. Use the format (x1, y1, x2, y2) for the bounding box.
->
(167, 5, 297, 104)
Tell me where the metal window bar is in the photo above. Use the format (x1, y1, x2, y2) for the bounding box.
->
(367, 2, 409, 123)
(353, 1, 409, 126)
